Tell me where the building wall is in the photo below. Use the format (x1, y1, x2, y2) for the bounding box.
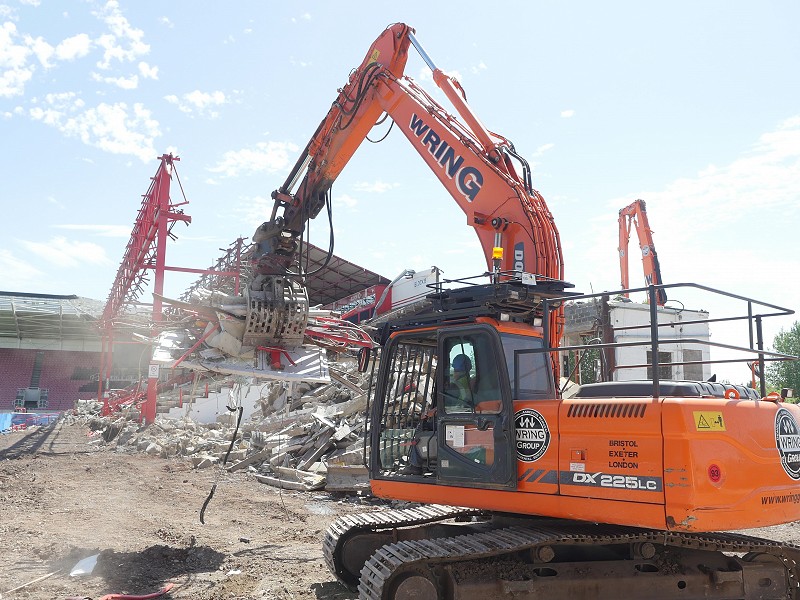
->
(609, 302, 711, 381)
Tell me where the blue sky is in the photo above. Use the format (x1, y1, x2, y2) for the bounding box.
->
(1, 1, 798, 379)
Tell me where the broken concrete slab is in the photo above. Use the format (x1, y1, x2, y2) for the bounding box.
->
(325, 466, 370, 493)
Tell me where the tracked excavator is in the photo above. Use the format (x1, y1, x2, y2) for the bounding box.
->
(251, 23, 800, 600)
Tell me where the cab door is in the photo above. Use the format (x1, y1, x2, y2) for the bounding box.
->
(435, 325, 515, 489)
(500, 330, 560, 496)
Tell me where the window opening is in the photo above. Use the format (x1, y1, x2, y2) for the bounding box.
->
(501, 334, 554, 400)
(443, 333, 501, 414)
(647, 351, 673, 380)
(682, 349, 703, 381)
(377, 335, 437, 475)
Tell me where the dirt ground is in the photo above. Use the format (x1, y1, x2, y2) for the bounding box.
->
(0, 420, 373, 600)
(5, 420, 800, 600)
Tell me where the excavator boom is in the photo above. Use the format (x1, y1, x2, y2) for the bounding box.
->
(251, 23, 565, 353)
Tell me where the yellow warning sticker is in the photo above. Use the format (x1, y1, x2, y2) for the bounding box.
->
(693, 411, 726, 431)
(368, 49, 380, 64)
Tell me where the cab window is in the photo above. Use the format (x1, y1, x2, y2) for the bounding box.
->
(501, 334, 554, 400)
(442, 332, 501, 414)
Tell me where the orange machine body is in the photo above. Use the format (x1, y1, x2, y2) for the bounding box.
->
(370, 318, 800, 533)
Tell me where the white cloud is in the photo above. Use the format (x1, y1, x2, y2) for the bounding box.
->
(291, 12, 311, 23)
(93, 0, 150, 70)
(585, 115, 800, 303)
(46, 195, 65, 209)
(627, 115, 800, 227)
(0, 249, 43, 289)
(55, 224, 132, 237)
(29, 94, 160, 161)
(20, 236, 112, 268)
(533, 143, 555, 157)
(208, 141, 299, 178)
(353, 180, 397, 193)
(470, 61, 487, 75)
(158, 16, 173, 28)
(561, 109, 575, 118)
(138, 61, 157, 79)
(165, 90, 227, 118)
(232, 194, 272, 227)
(55, 33, 92, 60)
(333, 193, 358, 209)
(20, 0, 41, 6)
(92, 71, 138, 89)
(1, 4, 144, 98)
(23, 34, 54, 68)
(0, 22, 35, 98)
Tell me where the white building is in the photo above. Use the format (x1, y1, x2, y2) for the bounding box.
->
(563, 298, 711, 383)
(608, 300, 710, 382)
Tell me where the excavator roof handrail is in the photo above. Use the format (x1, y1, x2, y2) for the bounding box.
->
(556, 281, 794, 318)
(541, 281, 796, 398)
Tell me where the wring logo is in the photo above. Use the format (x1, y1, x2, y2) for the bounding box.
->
(408, 114, 484, 202)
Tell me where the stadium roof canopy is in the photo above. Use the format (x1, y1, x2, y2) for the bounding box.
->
(182, 241, 390, 308)
(0, 246, 388, 351)
(0, 292, 103, 350)
(297, 244, 390, 307)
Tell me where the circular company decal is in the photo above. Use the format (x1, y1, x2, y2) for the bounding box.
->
(514, 409, 550, 462)
(775, 408, 800, 480)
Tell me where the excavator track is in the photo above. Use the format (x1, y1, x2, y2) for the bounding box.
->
(323, 504, 486, 589)
(326, 509, 800, 600)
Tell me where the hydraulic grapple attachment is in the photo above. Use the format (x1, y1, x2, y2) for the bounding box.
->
(243, 275, 309, 349)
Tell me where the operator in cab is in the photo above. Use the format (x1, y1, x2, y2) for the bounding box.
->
(446, 354, 476, 412)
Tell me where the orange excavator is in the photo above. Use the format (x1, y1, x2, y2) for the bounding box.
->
(619, 198, 667, 305)
(253, 23, 800, 600)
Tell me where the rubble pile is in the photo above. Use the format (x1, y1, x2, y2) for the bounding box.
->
(68, 355, 376, 492)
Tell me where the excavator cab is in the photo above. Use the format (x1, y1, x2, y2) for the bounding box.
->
(369, 280, 570, 493)
(372, 322, 517, 488)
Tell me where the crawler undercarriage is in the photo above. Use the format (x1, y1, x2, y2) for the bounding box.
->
(324, 505, 800, 600)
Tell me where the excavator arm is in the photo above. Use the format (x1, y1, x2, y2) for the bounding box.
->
(252, 23, 564, 351)
(254, 23, 414, 264)
(618, 199, 667, 305)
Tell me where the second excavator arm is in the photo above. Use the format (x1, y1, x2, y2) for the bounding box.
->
(618, 198, 667, 305)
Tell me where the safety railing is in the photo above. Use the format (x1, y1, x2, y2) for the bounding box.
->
(542, 282, 797, 398)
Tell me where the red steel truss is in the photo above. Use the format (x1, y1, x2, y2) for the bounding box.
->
(179, 237, 247, 301)
(98, 154, 192, 423)
(98, 155, 244, 423)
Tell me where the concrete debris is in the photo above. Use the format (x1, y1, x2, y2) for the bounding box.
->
(150, 288, 376, 385)
(67, 354, 375, 493)
(325, 465, 370, 493)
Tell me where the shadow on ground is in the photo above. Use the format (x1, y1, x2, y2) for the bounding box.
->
(0, 421, 59, 459)
(92, 544, 226, 593)
(312, 580, 358, 599)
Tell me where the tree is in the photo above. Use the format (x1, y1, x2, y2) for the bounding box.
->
(767, 321, 800, 395)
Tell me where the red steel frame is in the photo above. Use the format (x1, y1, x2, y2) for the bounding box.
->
(98, 154, 240, 423)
